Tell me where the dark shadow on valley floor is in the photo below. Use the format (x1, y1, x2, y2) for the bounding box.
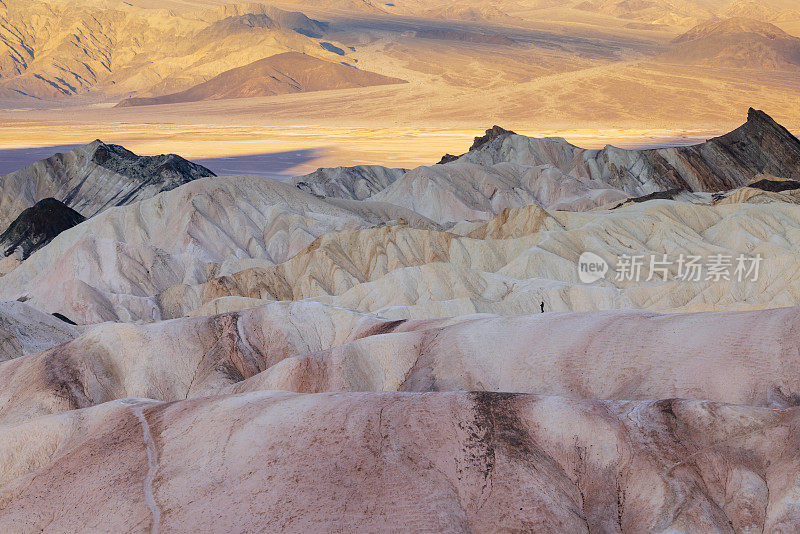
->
(0, 144, 85, 175)
(193, 148, 323, 180)
(0, 145, 324, 180)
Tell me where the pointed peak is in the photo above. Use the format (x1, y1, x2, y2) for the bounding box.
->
(30, 197, 80, 211)
(437, 154, 460, 165)
(82, 139, 108, 152)
(469, 125, 517, 152)
(747, 107, 771, 122)
(743, 108, 798, 142)
(436, 126, 517, 165)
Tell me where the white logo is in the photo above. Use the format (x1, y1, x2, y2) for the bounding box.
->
(578, 252, 609, 283)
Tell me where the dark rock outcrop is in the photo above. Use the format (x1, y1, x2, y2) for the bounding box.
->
(627, 188, 687, 203)
(612, 188, 688, 208)
(437, 154, 460, 165)
(90, 143, 216, 201)
(0, 198, 85, 260)
(51, 312, 78, 325)
(470, 125, 517, 151)
(438, 125, 516, 164)
(748, 177, 800, 192)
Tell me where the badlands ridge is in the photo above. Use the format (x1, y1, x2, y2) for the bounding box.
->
(3, 110, 800, 530)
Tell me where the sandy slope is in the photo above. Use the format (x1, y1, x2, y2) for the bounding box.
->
(0, 300, 77, 361)
(5, 302, 800, 427)
(0, 391, 798, 531)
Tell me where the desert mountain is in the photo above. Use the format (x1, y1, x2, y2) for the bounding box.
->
(0, 140, 215, 230)
(0, 0, 354, 99)
(660, 17, 800, 69)
(573, 0, 800, 26)
(302, 109, 800, 218)
(116, 52, 405, 107)
(3, 0, 800, 130)
(2, 110, 800, 324)
(369, 162, 629, 224)
(574, 0, 714, 26)
(152, 198, 800, 321)
(418, 4, 511, 22)
(0, 174, 436, 322)
(4, 0, 800, 135)
(5, 182, 800, 324)
(193, 3, 327, 34)
(721, 1, 800, 22)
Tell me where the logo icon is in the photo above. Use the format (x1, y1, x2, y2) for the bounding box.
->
(577, 252, 609, 283)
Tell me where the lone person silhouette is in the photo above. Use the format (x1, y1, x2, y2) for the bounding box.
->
(540, 301, 545, 313)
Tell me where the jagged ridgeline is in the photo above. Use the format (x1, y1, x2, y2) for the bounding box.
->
(290, 108, 800, 225)
(0, 108, 797, 324)
(435, 108, 800, 192)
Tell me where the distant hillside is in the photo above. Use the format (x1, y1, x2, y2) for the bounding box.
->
(116, 52, 406, 107)
(660, 17, 800, 69)
(418, 5, 511, 22)
(722, 1, 800, 23)
(573, 0, 712, 26)
(0, 0, 353, 100)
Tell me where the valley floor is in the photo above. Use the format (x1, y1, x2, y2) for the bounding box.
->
(0, 120, 735, 178)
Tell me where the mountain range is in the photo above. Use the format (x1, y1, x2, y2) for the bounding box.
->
(2, 0, 800, 131)
(1, 108, 796, 323)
